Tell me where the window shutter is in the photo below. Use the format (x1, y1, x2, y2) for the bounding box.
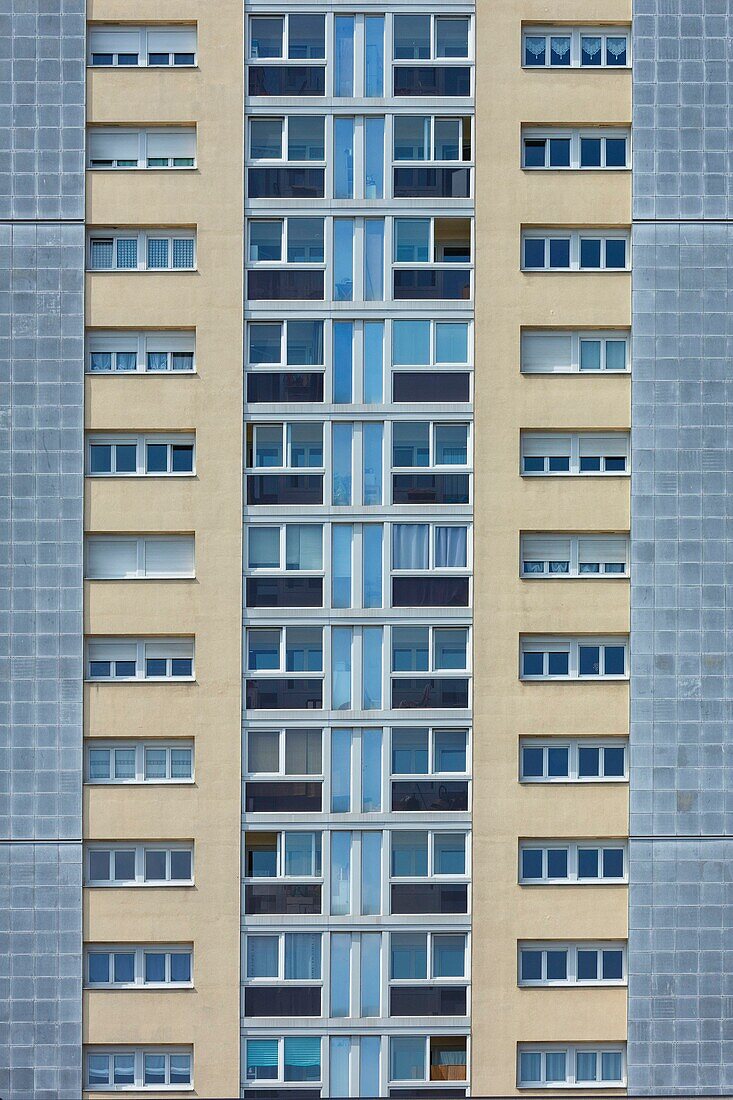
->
(88, 129, 140, 161)
(143, 537, 194, 576)
(578, 536, 627, 564)
(88, 333, 138, 355)
(89, 29, 141, 53)
(147, 28, 197, 52)
(86, 539, 138, 578)
(578, 433, 628, 457)
(522, 433, 572, 457)
(145, 639, 194, 659)
(521, 332, 572, 372)
(88, 641, 137, 661)
(146, 332, 195, 353)
(146, 129, 196, 159)
(522, 536, 572, 561)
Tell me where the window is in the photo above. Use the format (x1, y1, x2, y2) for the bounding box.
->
(522, 230, 629, 271)
(391, 931, 467, 979)
(393, 217, 472, 300)
(86, 638, 194, 681)
(244, 832, 322, 879)
(520, 535, 628, 578)
(392, 319, 472, 403)
(88, 26, 197, 67)
(393, 422, 470, 470)
(392, 524, 470, 571)
(519, 942, 625, 986)
(86, 742, 194, 784)
(391, 830, 467, 878)
(518, 1045, 626, 1088)
(86, 1049, 193, 1090)
(247, 525, 323, 572)
(392, 627, 470, 674)
(520, 636, 628, 680)
(88, 231, 196, 271)
(393, 115, 472, 199)
(86, 945, 193, 987)
(248, 218, 324, 264)
(522, 27, 629, 69)
(87, 128, 195, 169)
(245, 1037, 321, 1084)
(87, 330, 195, 374)
(522, 128, 629, 170)
(245, 932, 322, 981)
(85, 536, 194, 579)
(520, 330, 629, 373)
(521, 432, 629, 476)
(392, 728, 469, 776)
(249, 15, 325, 61)
(519, 842, 627, 884)
(86, 434, 195, 476)
(86, 845, 193, 886)
(520, 739, 627, 782)
(246, 729, 323, 777)
(247, 423, 323, 472)
(394, 15, 471, 60)
(390, 1036, 467, 1085)
(249, 115, 325, 162)
(247, 321, 324, 369)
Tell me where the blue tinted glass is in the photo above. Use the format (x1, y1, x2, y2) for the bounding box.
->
(333, 219, 354, 301)
(115, 445, 137, 472)
(363, 321, 384, 403)
(547, 746, 569, 776)
(578, 848, 599, 877)
(550, 36, 571, 65)
(547, 848, 567, 878)
(113, 952, 134, 982)
(117, 54, 138, 66)
(524, 139, 546, 168)
(548, 456, 569, 471)
(605, 138, 627, 167)
(334, 117, 354, 199)
(602, 1052, 623, 1081)
(171, 658, 193, 676)
(88, 953, 110, 983)
(92, 53, 113, 65)
(604, 456, 626, 471)
(581, 36, 602, 65)
(521, 849, 543, 879)
(362, 525, 383, 609)
(580, 138, 602, 167)
(393, 320, 430, 365)
(548, 138, 570, 167)
(520, 1052, 542, 1084)
(546, 950, 567, 980)
(602, 950, 623, 979)
(116, 238, 138, 268)
(548, 238, 570, 268)
(522, 652, 543, 677)
(147, 238, 169, 268)
(146, 444, 168, 472)
(362, 422, 383, 505)
(365, 116, 385, 198)
(171, 953, 191, 982)
(334, 16, 355, 96)
(332, 525, 352, 609)
(144, 1055, 166, 1085)
(173, 238, 195, 268)
(115, 661, 136, 677)
(580, 238, 601, 267)
(332, 321, 353, 403)
(90, 444, 112, 473)
(605, 340, 626, 370)
(146, 658, 167, 677)
(603, 848, 624, 878)
(332, 422, 353, 505)
(144, 952, 166, 982)
(603, 746, 625, 777)
(148, 52, 168, 65)
(522, 746, 544, 778)
(577, 949, 598, 980)
(604, 646, 625, 675)
(171, 445, 194, 472)
(521, 950, 542, 980)
(578, 746, 600, 777)
(365, 16, 385, 96)
(579, 455, 601, 472)
(523, 456, 544, 473)
(524, 238, 545, 268)
(547, 651, 568, 676)
(524, 37, 546, 66)
(606, 38, 627, 66)
(579, 646, 600, 675)
(605, 239, 626, 268)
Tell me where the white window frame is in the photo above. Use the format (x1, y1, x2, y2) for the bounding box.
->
(518, 841, 628, 885)
(391, 420, 472, 473)
(389, 828, 470, 882)
(247, 13, 326, 63)
(388, 1034, 469, 1087)
(520, 534, 629, 579)
(85, 844, 194, 887)
(85, 1048, 194, 1092)
(87, 330, 196, 375)
(389, 929, 470, 984)
(243, 1035, 323, 1088)
(517, 1043, 627, 1089)
(390, 522, 472, 574)
(521, 229, 630, 272)
(87, 230, 197, 272)
(519, 738, 628, 783)
(84, 945, 194, 989)
(518, 942, 626, 987)
(393, 114, 473, 166)
(519, 636, 629, 681)
(392, 13, 474, 63)
(392, 216, 474, 289)
(391, 624, 472, 676)
(246, 626, 324, 679)
(520, 330, 629, 374)
(247, 422, 325, 475)
(390, 726, 471, 780)
(522, 128, 630, 170)
(245, 523, 324, 574)
(247, 115, 326, 165)
(87, 26, 198, 68)
(520, 432, 630, 476)
(244, 727, 324, 780)
(521, 26, 631, 69)
(87, 128, 196, 170)
(85, 535, 195, 579)
(243, 931, 323, 984)
(85, 741, 195, 784)
(247, 216, 325, 267)
(86, 434, 196, 477)
(85, 638, 195, 682)
(243, 830, 323, 882)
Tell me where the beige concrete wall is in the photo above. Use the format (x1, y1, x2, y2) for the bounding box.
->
(473, 0, 632, 1094)
(83, 2, 243, 1096)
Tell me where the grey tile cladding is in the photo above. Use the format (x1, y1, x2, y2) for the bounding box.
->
(1, 1, 85, 1097)
(630, 3, 733, 1092)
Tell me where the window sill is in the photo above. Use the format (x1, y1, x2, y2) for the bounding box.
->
(85, 576, 196, 582)
(85, 678, 197, 685)
(86, 371, 198, 378)
(86, 269, 198, 275)
(521, 575, 629, 581)
(521, 677, 629, 683)
(520, 778, 628, 785)
(522, 167, 631, 173)
(86, 983, 195, 991)
(521, 269, 631, 275)
(521, 473, 629, 479)
(520, 370, 630, 376)
(85, 882, 195, 888)
(85, 780, 196, 787)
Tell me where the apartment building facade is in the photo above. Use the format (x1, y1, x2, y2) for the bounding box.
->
(2, 0, 731, 1098)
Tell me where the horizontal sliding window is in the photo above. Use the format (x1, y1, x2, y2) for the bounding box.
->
(394, 15, 470, 60)
(245, 932, 322, 981)
(523, 27, 629, 69)
(87, 128, 195, 169)
(86, 434, 195, 476)
(522, 230, 629, 271)
(88, 26, 196, 67)
(244, 831, 322, 879)
(519, 841, 627, 884)
(523, 128, 629, 170)
(246, 728, 322, 777)
(390, 1036, 467, 1086)
(86, 945, 193, 988)
(391, 830, 468, 878)
(86, 1048, 193, 1090)
(86, 844, 193, 886)
(249, 14, 325, 61)
(86, 638, 194, 681)
(518, 1044, 626, 1088)
(520, 739, 627, 782)
(88, 230, 195, 271)
(245, 1036, 321, 1085)
(86, 741, 193, 784)
(520, 636, 628, 680)
(87, 330, 195, 374)
(520, 535, 628, 578)
(519, 942, 625, 986)
(521, 330, 628, 373)
(521, 432, 629, 475)
(391, 931, 467, 979)
(85, 535, 194, 579)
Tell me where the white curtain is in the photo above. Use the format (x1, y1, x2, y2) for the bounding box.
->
(435, 525, 467, 568)
(393, 524, 428, 569)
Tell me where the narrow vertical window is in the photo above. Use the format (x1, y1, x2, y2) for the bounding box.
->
(334, 117, 355, 199)
(364, 16, 385, 97)
(334, 16, 355, 97)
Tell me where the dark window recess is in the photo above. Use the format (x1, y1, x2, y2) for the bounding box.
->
(248, 270, 324, 301)
(245, 985, 321, 1017)
(393, 67, 471, 97)
(247, 475, 323, 506)
(392, 780, 469, 813)
(392, 678, 469, 709)
(394, 269, 471, 301)
(392, 474, 469, 505)
(390, 986, 467, 1017)
(393, 167, 471, 199)
(245, 782, 322, 814)
(248, 167, 325, 200)
(247, 372, 324, 404)
(248, 66, 325, 96)
(246, 577, 323, 609)
(245, 883, 322, 915)
(390, 1091, 466, 1099)
(392, 576, 469, 608)
(393, 372, 470, 403)
(245, 678, 323, 710)
(391, 883, 468, 915)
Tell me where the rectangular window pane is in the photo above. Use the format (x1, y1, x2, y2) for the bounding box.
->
(334, 219, 354, 301)
(365, 117, 385, 199)
(247, 935, 278, 977)
(331, 830, 352, 915)
(360, 1036, 381, 1098)
(285, 932, 321, 980)
(332, 525, 353, 608)
(147, 238, 169, 268)
(330, 1036, 350, 1096)
(331, 933, 351, 1017)
(362, 626, 383, 710)
(332, 626, 353, 710)
(331, 729, 352, 813)
(173, 238, 194, 268)
(333, 321, 353, 403)
(285, 729, 322, 774)
(393, 320, 430, 365)
(363, 321, 384, 403)
(334, 116, 354, 199)
(334, 17, 355, 96)
(361, 728, 382, 811)
(363, 525, 383, 608)
(364, 219, 385, 301)
(364, 16, 385, 97)
(116, 238, 137, 268)
(360, 933, 381, 1016)
(361, 830, 382, 914)
(332, 422, 353, 505)
(363, 422, 383, 505)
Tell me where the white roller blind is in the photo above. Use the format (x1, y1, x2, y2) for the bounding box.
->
(146, 129, 196, 158)
(145, 640, 194, 659)
(89, 28, 142, 53)
(522, 536, 572, 561)
(86, 539, 138, 578)
(88, 129, 140, 161)
(146, 332, 195, 352)
(88, 333, 138, 353)
(522, 433, 572, 457)
(88, 641, 137, 661)
(578, 433, 628, 456)
(143, 537, 194, 576)
(521, 332, 573, 373)
(147, 27, 197, 52)
(578, 536, 627, 564)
